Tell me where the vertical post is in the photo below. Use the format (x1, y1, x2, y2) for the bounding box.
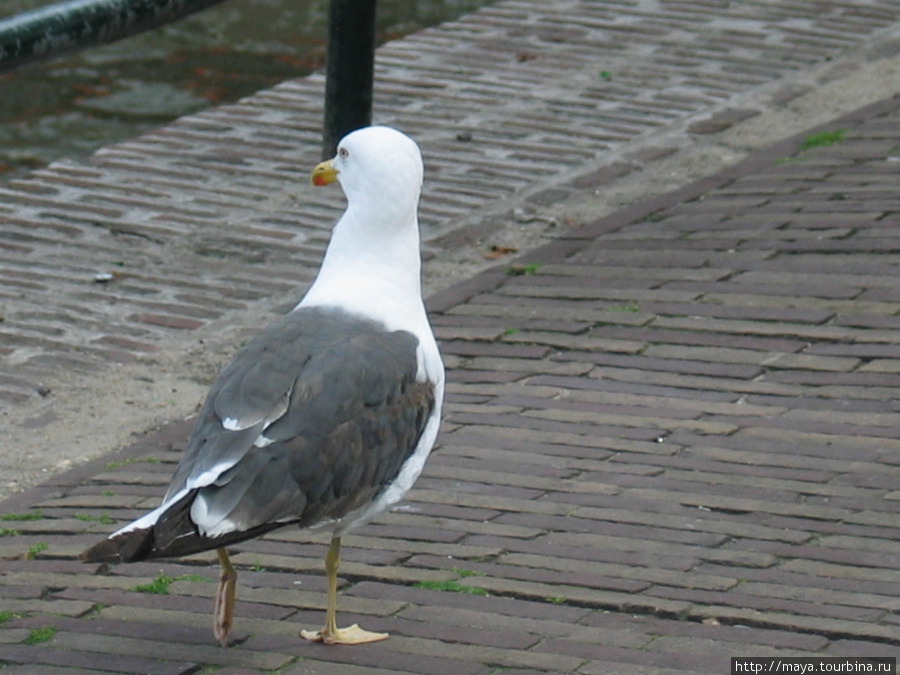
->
(322, 0, 377, 160)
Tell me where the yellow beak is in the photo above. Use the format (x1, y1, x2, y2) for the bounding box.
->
(311, 159, 338, 186)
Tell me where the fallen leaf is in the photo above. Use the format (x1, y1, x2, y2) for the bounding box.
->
(484, 244, 518, 260)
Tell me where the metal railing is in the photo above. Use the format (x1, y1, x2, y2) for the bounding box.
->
(0, 0, 376, 158)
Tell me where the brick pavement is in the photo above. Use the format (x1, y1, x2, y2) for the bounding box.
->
(3, 87, 900, 673)
(2, 0, 900, 410)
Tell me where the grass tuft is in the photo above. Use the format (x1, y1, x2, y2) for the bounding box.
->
(451, 568, 487, 578)
(776, 129, 848, 164)
(133, 571, 213, 594)
(134, 571, 175, 594)
(26, 542, 48, 559)
(1, 510, 43, 521)
(799, 129, 846, 151)
(414, 579, 489, 595)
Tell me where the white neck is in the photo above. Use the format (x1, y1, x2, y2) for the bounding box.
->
(296, 202, 426, 332)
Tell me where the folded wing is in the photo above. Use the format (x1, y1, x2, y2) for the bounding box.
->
(82, 307, 436, 562)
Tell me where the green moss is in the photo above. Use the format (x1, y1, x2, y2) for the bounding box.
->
(451, 568, 486, 578)
(414, 579, 489, 595)
(776, 128, 848, 164)
(24, 626, 57, 645)
(799, 129, 846, 151)
(0, 510, 43, 521)
(73, 513, 114, 525)
(106, 456, 159, 470)
(133, 571, 174, 594)
(0, 528, 21, 537)
(26, 542, 48, 559)
(133, 571, 212, 594)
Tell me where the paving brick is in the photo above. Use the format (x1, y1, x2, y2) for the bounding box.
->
(0, 644, 195, 674)
(279, 663, 418, 675)
(283, 636, 493, 675)
(689, 605, 900, 642)
(6, 3, 900, 672)
(642, 344, 785, 366)
(49, 632, 293, 670)
(580, 663, 705, 675)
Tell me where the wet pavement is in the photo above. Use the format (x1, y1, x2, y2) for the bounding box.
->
(3, 0, 900, 672)
(0, 0, 492, 181)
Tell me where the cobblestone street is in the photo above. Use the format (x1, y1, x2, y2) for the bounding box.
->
(3, 1, 900, 673)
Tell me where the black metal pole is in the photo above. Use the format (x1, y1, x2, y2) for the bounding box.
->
(321, 0, 377, 160)
(0, 0, 231, 74)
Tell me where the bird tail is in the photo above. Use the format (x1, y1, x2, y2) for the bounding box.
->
(80, 526, 157, 563)
(80, 489, 288, 563)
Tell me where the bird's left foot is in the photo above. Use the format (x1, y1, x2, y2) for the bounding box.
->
(300, 623, 389, 645)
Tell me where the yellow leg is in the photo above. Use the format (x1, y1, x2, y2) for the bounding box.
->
(213, 548, 237, 646)
(300, 535, 389, 645)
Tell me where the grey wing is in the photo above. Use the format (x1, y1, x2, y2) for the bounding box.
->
(164, 308, 436, 542)
(164, 309, 322, 500)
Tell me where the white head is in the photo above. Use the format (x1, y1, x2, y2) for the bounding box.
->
(300, 125, 426, 317)
(312, 126, 424, 217)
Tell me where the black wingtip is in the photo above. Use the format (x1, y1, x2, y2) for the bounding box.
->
(79, 528, 155, 563)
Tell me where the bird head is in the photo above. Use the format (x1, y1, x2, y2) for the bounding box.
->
(311, 126, 424, 214)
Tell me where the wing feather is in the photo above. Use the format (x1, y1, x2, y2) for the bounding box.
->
(84, 307, 437, 561)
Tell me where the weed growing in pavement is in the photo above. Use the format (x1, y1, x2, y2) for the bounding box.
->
(25, 542, 47, 559)
(776, 128, 848, 163)
(24, 626, 57, 644)
(74, 513, 114, 524)
(451, 568, 486, 578)
(414, 579, 489, 595)
(133, 570, 214, 594)
(176, 574, 214, 583)
(0, 510, 43, 521)
(106, 456, 160, 470)
(134, 571, 175, 594)
(799, 129, 847, 151)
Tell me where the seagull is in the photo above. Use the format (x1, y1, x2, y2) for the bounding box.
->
(81, 126, 445, 647)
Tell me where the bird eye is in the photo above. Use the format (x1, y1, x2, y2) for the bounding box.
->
(338, 147, 349, 159)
